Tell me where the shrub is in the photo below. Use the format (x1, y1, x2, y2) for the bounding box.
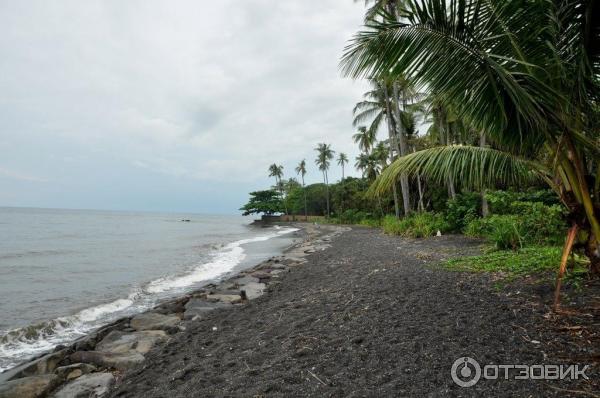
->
(464, 202, 567, 249)
(444, 192, 481, 232)
(509, 201, 567, 245)
(484, 189, 560, 215)
(382, 213, 450, 238)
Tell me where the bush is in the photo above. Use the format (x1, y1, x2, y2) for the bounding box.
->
(444, 192, 481, 232)
(465, 202, 567, 249)
(339, 209, 368, 224)
(509, 201, 567, 245)
(485, 189, 560, 215)
(382, 213, 450, 238)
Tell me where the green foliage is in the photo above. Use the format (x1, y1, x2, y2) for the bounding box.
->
(382, 213, 449, 238)
(445, 246, 563, 276)
(465, 202, 567, 249)
(485, 190, 560, 215)
(240, 190, 282, 216)
(444, 192, 481, 232)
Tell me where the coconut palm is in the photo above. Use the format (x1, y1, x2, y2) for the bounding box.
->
(355, 153, 379, 180)
(295, 159, 308, 220)
(341, 0, 600, 280)
(268, 164, 286, 214)
(315, 143, 335, 217)
(337, 153, 349, 180)
(352, 126, 377, 155)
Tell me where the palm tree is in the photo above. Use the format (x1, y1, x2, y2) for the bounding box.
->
(268, 164, 286, 214)
(337, 153, 349, 180)
(295, 159, 308, 220)
(352, 126, 377, 155)
(315, 143, 335, 217)
(341, 1, 600, 280)
(355, 153, 379, 181)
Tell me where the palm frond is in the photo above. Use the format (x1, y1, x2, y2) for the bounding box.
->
(368, 145, 551, 196)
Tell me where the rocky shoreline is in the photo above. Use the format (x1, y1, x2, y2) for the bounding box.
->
(0, 223, 346, 398)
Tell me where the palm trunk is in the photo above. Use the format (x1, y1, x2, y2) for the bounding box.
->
(323, 171, 330, 218)
(382, 82, 401, 218)
(302, 175, 307, 221)
(480, 133, 490, 217)
(392, 81, 411, 215)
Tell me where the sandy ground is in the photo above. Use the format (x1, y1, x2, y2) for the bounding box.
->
(108, 227, 599, 397)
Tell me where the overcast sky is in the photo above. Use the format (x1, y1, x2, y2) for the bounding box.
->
(0, 1, 370, 214)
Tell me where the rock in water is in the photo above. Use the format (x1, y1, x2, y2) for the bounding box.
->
(53, 373, 115, 398)
(130, 312, 180, 332)
(0, 374, 59, 398)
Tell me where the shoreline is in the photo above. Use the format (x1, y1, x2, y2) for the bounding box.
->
(0, 223, 347, 397)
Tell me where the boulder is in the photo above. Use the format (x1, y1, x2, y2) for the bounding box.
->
(205, 294, 242, 304)
(69, 351, 144, 371)
(239, 282, 266, 300)
(130, 313, 180, 332)
(96, 330, 167, 355)
(152, 296, 190, 315)
(6, 350, 68, 380)
(183, 299, 230, 320)
(249, 271, 271, 282)
(0, 374, 59, 398)
(54, 363, 97, 381)
(53, 373, 115, 398)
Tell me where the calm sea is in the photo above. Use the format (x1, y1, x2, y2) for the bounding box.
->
(0, 207, 299, 372)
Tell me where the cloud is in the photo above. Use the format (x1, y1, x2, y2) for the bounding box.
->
(0, 167, 48, 183)
(0, 0, 369, 211)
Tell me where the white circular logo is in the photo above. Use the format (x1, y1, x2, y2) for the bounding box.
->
(451, 357, 481, 387)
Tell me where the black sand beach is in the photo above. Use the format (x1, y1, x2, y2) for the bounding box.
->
(105, 226, 599, 397)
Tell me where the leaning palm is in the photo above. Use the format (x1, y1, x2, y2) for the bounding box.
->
(315, 143, 335, 217)
(342, 0, 600, 274)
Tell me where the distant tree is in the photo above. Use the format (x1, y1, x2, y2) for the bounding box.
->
(268, 163, 287, 214)
(240, 190, 282, 216)
(315, 143, 335, 217)
(337, 153, 349, 180)
(295, 159, 308, 219)
(352, 126, 377, 154)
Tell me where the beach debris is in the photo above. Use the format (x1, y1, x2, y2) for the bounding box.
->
(212, 326, 218, 332)
(436, 230, 442, 237)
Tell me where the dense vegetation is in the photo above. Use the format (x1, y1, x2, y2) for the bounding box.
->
(241, 0, 599, 304)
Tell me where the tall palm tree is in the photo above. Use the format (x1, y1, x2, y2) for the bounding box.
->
(352, 126, 377, 154)
(337, 153, 349, 180)
(355, 153, 379, 180)
(295, 159, 308, 220)
(315, 143, 335, 217)
(268, 164, 286, 214)
(342, 0, 600, 276)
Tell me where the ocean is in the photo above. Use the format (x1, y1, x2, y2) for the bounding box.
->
(0, 207, 299, 372)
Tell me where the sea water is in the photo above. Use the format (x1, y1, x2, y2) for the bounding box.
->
(0, 207, 299, 372)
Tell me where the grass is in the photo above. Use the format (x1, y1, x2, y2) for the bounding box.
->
(444, 246, 589, 282)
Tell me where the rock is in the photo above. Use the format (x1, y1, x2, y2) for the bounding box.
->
(6, 350, 68, 380)
(53, 373, 115, 398)
(69, 351, 145, 371)
(231, 275, 260, 285)
(183, 299, 230, 320)
(239, 282, 266, 300)
(249, 272, 271, 282)
(96, 330, 167, 355)
(54, 363, 97, 381)
(153, 296, 190, 315)
(205, 294, 242, 304)
(0, 374, 59, 398)
(130, 313, 180, 332)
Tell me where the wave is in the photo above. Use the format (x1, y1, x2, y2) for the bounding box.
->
(0, 226, 299, 373)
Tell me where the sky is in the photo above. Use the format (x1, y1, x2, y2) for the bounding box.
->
(0, 0, 371, 214)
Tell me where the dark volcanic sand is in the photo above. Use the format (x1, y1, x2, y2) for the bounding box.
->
(110, 227, 599, 397)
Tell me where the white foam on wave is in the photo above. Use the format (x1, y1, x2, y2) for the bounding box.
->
(145, 227, 299, 294)
(0, 226, 299, 373)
